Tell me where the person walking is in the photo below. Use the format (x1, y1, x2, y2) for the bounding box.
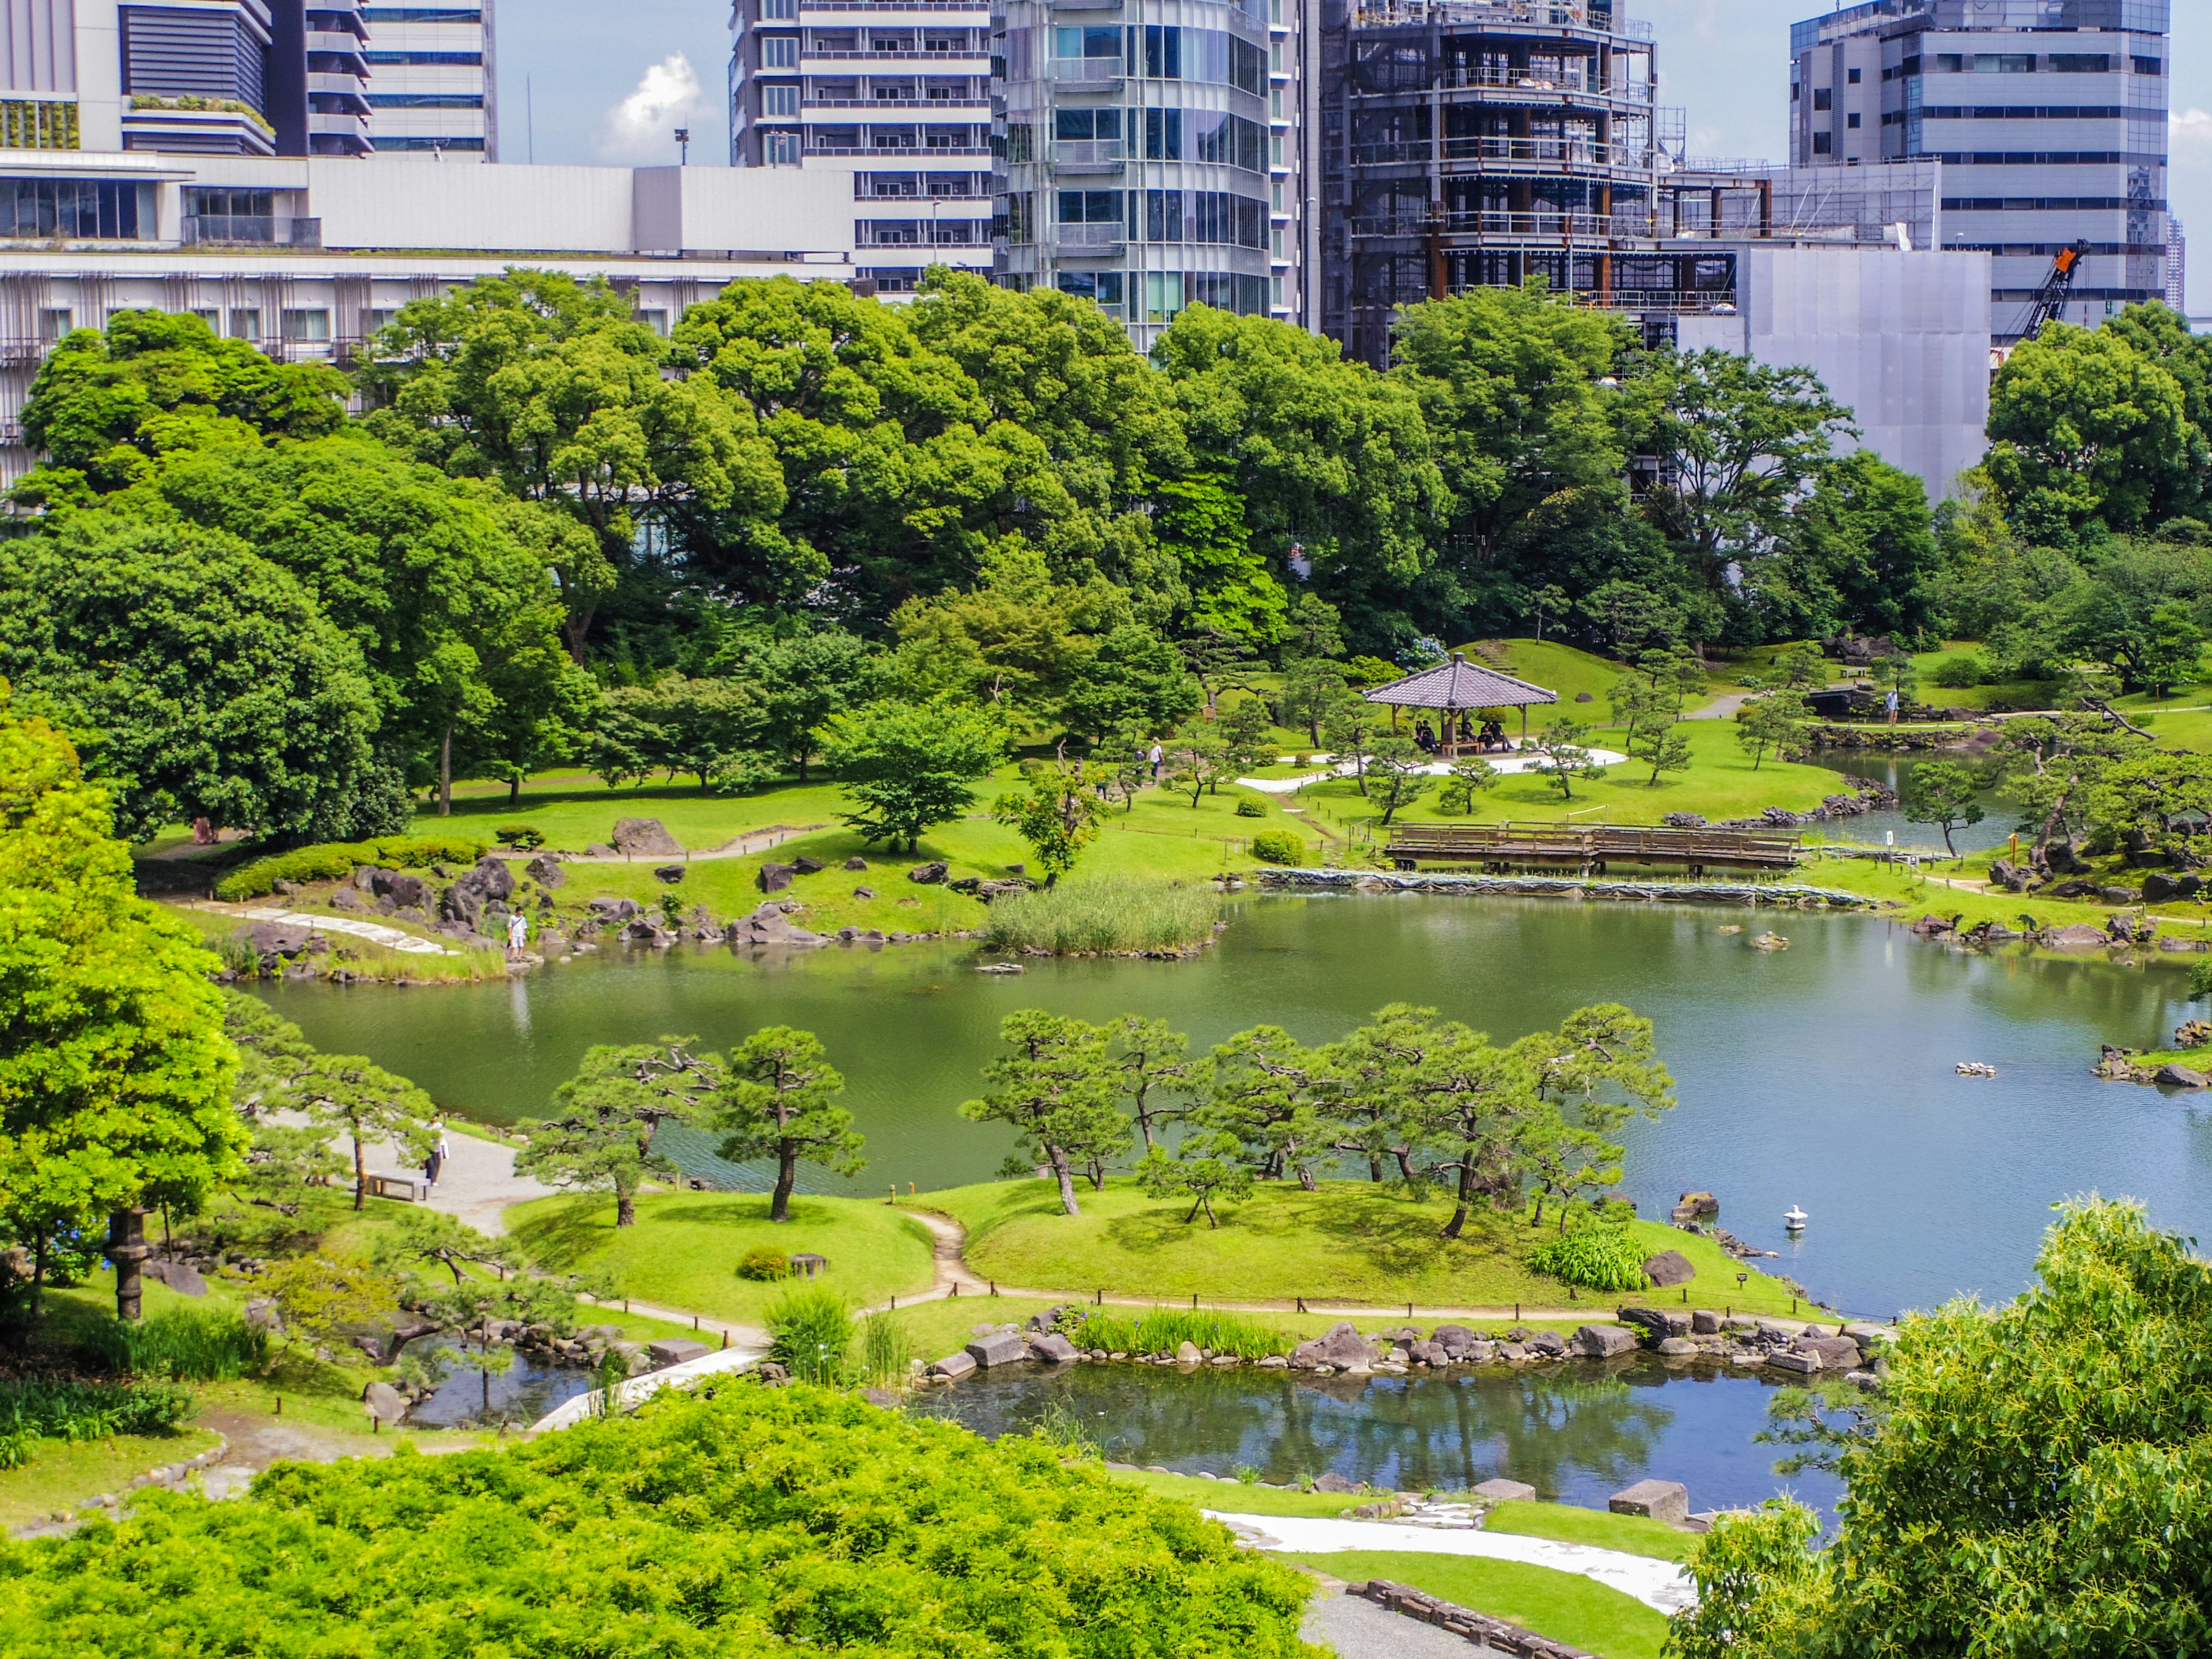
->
(423, 1120, 450, 1189)
(506, 908, 529, 961)
(1885, 687, 1900, 727)
(1148, 741, 1164, 781)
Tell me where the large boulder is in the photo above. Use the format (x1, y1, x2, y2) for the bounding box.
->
(2155, 1063, 2210, 1089)
(907, 861, 949, 885)
(1616, 1306, 1672, 1342)
(965, 1330, 1028, 1368)
(374, 870, 432, 910)
(843, 856, 870, 872)
(930, 1350, 976, 1380)
(1525, 1330, 1567, 1357)
(441, 854, 516, 927)
(1571, 1324, 1639, 1358)
(612, 817, 682, 857)
(142, 1259, 207, 1297)
(525, 853, 565, 890)
(587, 896, 642, 921)
(2046, 923, 2111, 949)
(245, 921, 315, 958)
(726, 903, 828, 947)
(1311, 1472, 1359, 1494)
(1289, 1321, 1380, 1371)
(362, 1381, 408, 1424)
(1472, 1478, 1537, 1502)
(2142, 870, 2202, 904)
(758, 862, 796, 893)
(1609, 1479, 1689, 1525)
(791, 856, 824, 876)
(1028, 1332, 1079, 1363)
(647, 1338, 711, 1369)
(653, 863, 687, 884)
(1642, 1249, 1696, 1288)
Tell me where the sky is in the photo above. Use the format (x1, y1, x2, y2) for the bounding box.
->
(494, 0, 2212, 312)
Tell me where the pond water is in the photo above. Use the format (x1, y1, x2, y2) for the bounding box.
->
(911, 1356, 1846, 1518)
(398, 1332, 598, 1429)
(1815, 753, 2020, 856)
(253, 895, 2211, 1319)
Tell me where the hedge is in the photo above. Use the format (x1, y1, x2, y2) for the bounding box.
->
(0, 1382, 1315, 1657)
(213, 834, 488, 902)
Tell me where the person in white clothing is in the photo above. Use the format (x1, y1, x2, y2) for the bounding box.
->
(423, 1120, 450, 1188)
(507, 909, 529, 960)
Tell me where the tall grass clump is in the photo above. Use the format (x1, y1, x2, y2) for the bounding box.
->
(766, 1287, 854, 1385)
(79, 1308, 268, 1381)
(1527, 1213, 1650, 1293)
(983, 875, 1221, 956)
(856, 1312, 914, 1387)
(1065, 1307, 1293, 1359)
(0, 1377, 192, 1465)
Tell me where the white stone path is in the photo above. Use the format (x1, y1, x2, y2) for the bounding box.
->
(224, 904, 453, 956)
(1209, 1512, 1698, 1615)
(1237, 749, 1628, 796)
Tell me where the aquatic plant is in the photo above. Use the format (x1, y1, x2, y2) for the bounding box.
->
(1061, 1306, 1294, 1360)
(766, 1286, 853, 1385)
(1527, 1220, 1650, 1293)
(78, 1307, 267, 1381)
(983, 875, 1221, 955)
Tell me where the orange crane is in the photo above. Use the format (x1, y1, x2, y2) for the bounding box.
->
(2018, 238, 2092, 339)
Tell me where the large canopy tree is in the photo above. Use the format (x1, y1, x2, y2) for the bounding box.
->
(0, 685, 245, 1315)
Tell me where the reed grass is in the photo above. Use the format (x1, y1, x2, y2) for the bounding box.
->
(78, 1308, 268, 1382)
(856, 1311, 914, 1387)
(1064, 1307, 1293, 1360)
(766, 1287, 854, 1386)
(0, 1377, 192, 1464)
(982, 876, 1221, 956)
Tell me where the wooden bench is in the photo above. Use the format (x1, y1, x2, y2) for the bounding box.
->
(363, 1173, 423, 1202)
(1385, 822, 1802, 875)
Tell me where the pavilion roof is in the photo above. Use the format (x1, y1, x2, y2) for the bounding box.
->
(1362, 652, 1559, 711)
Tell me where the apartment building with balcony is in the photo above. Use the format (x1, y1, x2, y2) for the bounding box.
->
(361, 0, 493, 157)
(725, 0, 993, 291)
(1789, 0, 2170, 341)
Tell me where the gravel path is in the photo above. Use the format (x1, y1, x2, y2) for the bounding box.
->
(1300, 1583, 1482, 1658)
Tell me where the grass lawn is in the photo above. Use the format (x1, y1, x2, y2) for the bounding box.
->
(1105, 1468, 1367, 1518)
(1283, 1551, 1671, 1659)
(918, 1178, 1809, 1316)
(0, 1428, 224, 1531)
(505, 1191, 938, 1325)
(1481, 1503, 1696, 1563)
(1806, 852, 2212, 953)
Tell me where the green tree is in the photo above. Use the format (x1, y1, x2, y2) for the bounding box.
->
(714, 1027, 866, 1224)
(715, 625, 882, 782)
(1579, 580, 1685, 659)
(1736, 690, 1809, 772)
(1279, 656, 1349, 748)
(1154, 471, 1289, 647)
(1516, 1003, 1673, 1227)
(1607, 673, 1676, 749)
(2085, 750, 2212, 869)
(0, 688, 245, 1317)
(593, 676, 766, 793)
(290, 1055, 436, 1213)
(1108, 1016, 1193, 1148)
(1523, 717, 1607, 800)
(1768, 452, 1941, 639)
(1059, 623, 1200, 742)
(890, 544, 1117, 717)
(1160, 720, 1232, 806)
(821, 695, 1007, 853)
(1379, 1010, 1541, 1239)
(1630, 724, 1694, 787)
(1216, 694, 1279, 777)
(1987, 320, 2205, 543)
(1899, 760, 1985, 858)
(1670, 1199, 2212, 1659)
(12, 309, 346, 503)
(1320, 695, 1384, 795)
(517, 1040, 719, 1226)
(2137, 599, 2206, 697)
(1198, 1026, 1336, 1190)
(360, 268, 785, 654)
(960, 1011, 1128, 1216)
(993, 755, 1112, 885)
(0, 516, 389, 843)
(1436, 757, 1499, 816)
(372, 1208, 520, 1288)
(1365, 734, 1434, 825)
(1134, 1133, 1253, 1228)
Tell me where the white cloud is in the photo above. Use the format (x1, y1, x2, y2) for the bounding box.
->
(2174, 108, 2212, 150)
(601, 53, 703, 161)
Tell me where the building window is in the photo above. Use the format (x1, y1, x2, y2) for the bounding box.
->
(0, 177, 151, 241)
(0, 100, 77, 149)
(760, 35, 798, 67)
(763, 129, 801, 164)
(1144, 270, 1183, 324)
(229, 308, 260, 342)
(190, 306, 219, 331)
(36, 306, 71, 340)
(1846, 67, 1861, 84)
(762, 82, 798, 116)
(1846, 112, 1861, 129)
(1974, 54, 2035, 74)
(363, 50, 482, 63)
(1812, 131, 1831, 154)
(1812, 88, 1831, 111)
(1935, 54, 1963, 73)
(2132, 56, 2162, 77)
(281, 309, 330, 342)
(762, 0, 797, 15)
(363, 308, 397, 335)
(635, 308, 669, 334)
(362, 8, 484, 19)
(2050, 54, 2110, 74)
(366, 93, 485, 107)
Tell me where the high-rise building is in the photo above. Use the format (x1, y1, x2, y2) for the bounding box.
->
(724, 0, 994, 293)
(1788, 0, 2170, 342)
(361, 0, 494, 159)
(2166, 214, 2184, 311)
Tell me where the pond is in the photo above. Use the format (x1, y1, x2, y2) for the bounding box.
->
(253, 895, 2212, 1319)
(1815, 753, 2019, 855)
(911, 1355, 1846, 1518)
(398, 1332, 599, 1429)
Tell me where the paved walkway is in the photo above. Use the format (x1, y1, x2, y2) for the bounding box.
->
(356, 1126, 555, 1236)
(1301, 1582, 1480, 1659)
(1237, 748, 1627, 796)
(1215, 1512, 1698, 1615)
(215, 903, 454, 956)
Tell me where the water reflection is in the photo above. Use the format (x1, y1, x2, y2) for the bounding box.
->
(911, 1357, 1844, 1515)
(399, 1333, 597, 1429)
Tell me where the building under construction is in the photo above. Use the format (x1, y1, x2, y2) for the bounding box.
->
(1320, 0, 1946, 365)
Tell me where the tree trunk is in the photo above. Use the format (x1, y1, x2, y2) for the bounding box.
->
(1369, 1156, 1382, 1183)
(1048, 1146, 1081, 1217)
(1185, 1192, 1206, 1225)
(616, 1183, 637, 1227)
(770, 1145, 798, 1222)
(509, 773, 522, 808)
(1531, 1194, 1546, 1228)
(438, 728, 454, 817)
(353, 1130, 368, 1211)
(1296, 1161, 1317, 1193)
(30, 1234, 46, 1320)
(1439, 1165, 1474, 1239)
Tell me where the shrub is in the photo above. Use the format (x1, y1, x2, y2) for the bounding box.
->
(1527, 1219, 1650, 1293)
(1248, 828, 1305, 865)
(0, 1386, 1315, 1654)
(766, 1287, 854, 1385)
(1929, 654, 1991, 689)
(78, 1308, 267, 1381)
(0, 1376, 192, 1448)
(983, 874, 1221, 955)
(736, 1245, 790, 1282)
(1233, 796, 1267, 819)
(214, 834, 488, 900)
(494, 824, 545, 850)
(1061, 1307, 1294, 1360)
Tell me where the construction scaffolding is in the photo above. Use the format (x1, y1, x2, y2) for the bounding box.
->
(1320, 0, 1941, 363)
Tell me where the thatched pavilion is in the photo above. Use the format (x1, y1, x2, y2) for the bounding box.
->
(1362, 652, 1559, 757)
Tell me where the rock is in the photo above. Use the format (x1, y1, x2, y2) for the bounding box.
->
(1768, 1350, 1821, 1374)
(949, 876, 980, 893)
(1574, 691, 1594, 703)
(1842, 1322, 1889, 1355)
(1642, 1249, 1696, 1288)
(1616, 1307, 1672, 1342)
(726, 902, 828, 948)
(2141, 871, 2192, 903)
(930, 1350, 977, 1380)
(579, 1324, 626, 1341)
(647, 1338, 711, 1369)
(1028, 1332, 1078, 1363)
(2175, 1020, 2212, 1048)
(757, 862, 796, 893)
(612, 818, 682, 857)
(623, 919, 677, 946)
(328, 886, 366, 912)
(978, 878, 1036, 901)
(1609, 1479, 1690, 1525)
(2099, 887, 2139, 906)
(1656, 1338, 1699, 1356)
(1526, 1331, 1567, 1357)
(792, 856, 824, 875)
(584, 842, 615, 858)
(1662, 811, 1709, 828)
(1986, 859, 2029, 892)
(1472, 1478, 1537, 1502)
(1430, 1323, 1476, 1357)
(908, 862, 948, 885)
(966, 1330, 1029, 1367)
(653, 863, 687, 884)
(843, 856, 869, 872)
(1289, 1321, 1380, 1371)
(1691, 1309, 1722, 1336)
(1312, 1472, 1359, 1494)
(441, 854, 516, 928)
(2046, 923, 2111, 949)
(1571, 1324, 1639, 1358)
(525, 853, 565, 890)
(362, 1381, 408, 1423)
(369, 870, 432, 910)
(246, 921, 315, 958)
(853, 887, 877, 899)
(1174, 1339, 1203, 1365)
(1409, 1340, 1449, 1366)
(2155, 1063, 2210, 1088)
(142, 1259, 207, 1297)
(587, 896, 642, 921)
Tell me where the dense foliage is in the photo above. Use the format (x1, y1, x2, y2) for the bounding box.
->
(0, 1383, 1316, 1657)
(1671, 1198, 2212, 1657)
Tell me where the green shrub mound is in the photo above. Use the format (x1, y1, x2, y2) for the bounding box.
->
(736, 1244, 790, 1282)
(0, 1377, 191, 1467)
(214, 834, 489, 901)
(0, 1384, 1313, 1657)
(1248, 828, 1304, 865)
(1527, 1221, 1650, 1293)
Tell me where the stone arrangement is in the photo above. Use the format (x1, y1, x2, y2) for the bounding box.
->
(1347, 1580, 1594, 1659)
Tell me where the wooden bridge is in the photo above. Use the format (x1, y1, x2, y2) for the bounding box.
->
(1383, 822, 1803, 875)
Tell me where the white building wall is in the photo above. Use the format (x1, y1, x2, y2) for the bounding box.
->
(1676, 245, 1992, 505)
